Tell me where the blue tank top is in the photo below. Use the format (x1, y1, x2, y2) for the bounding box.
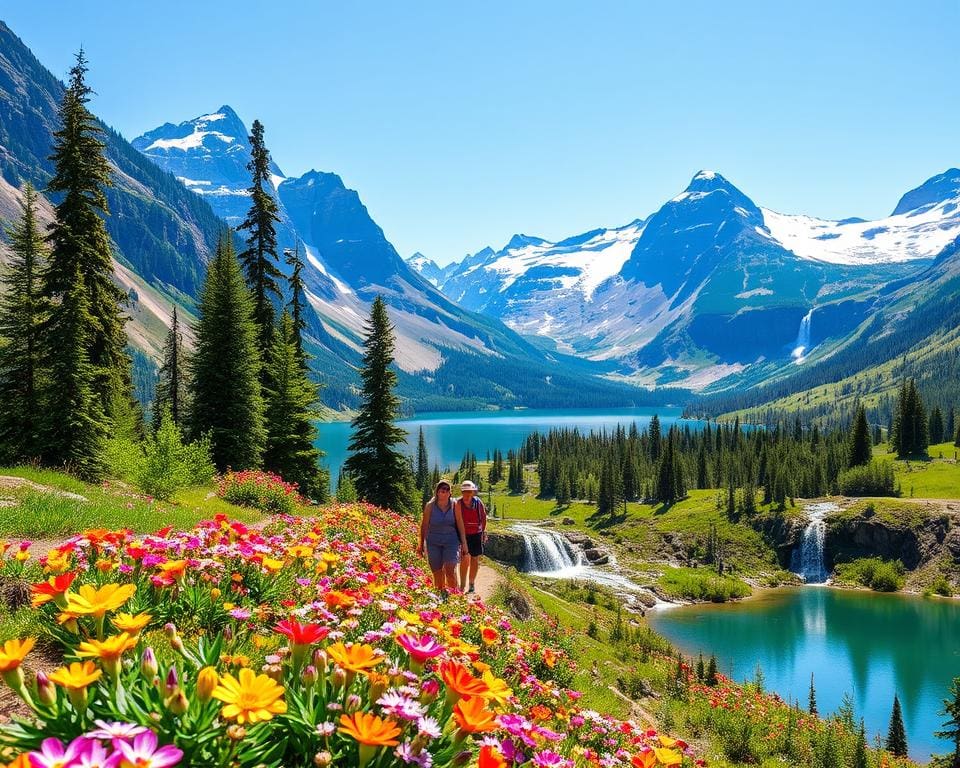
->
(428, 500, 458, 540)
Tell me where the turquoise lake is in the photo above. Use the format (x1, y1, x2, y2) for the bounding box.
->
(648, 587, 960, 761)
(315, 407, 692, 480)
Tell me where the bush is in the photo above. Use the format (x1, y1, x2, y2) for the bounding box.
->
(658, 567, 752, 602)
(930, 575, 953, 597)
(834, 557, 905, 591)
(837, 460, 897, 496)
(218, 469, 302, 514)
(136, 416, 215, 501)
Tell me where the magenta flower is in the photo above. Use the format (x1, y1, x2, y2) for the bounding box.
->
(112, 731, 183, 768)
(75, 739, 122, 768)
(396, 634, 444, 665)
(88, 720, 149, 741)
(28, 736, 87, 768)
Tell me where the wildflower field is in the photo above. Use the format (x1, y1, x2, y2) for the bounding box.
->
(0, 501, 698, 768)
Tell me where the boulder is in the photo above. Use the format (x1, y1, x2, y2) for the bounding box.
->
(484, 531, 525, 567)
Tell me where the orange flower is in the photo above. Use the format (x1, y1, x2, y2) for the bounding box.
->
(4, 753, 32, 768)
(49, 660, 102, 690)
(112, 612, 152, 634)
(76, 632, 137, 676)
(439, 660, 489, 700)
(338, 711, 401, 746)
(478, 745, 508, 768)
(453, 696, 498, 733)
(632, 752, 657, 768)
(62, 583, 136, 619)
(542, 647, 558, 668)
(323, 591, 356, 609)
(326, 642, 383, 674)
(480, 626, 500, 645)
(0, 638, 35, 674)
(530, 704, 552, 721)
(30, 573, 76, 607)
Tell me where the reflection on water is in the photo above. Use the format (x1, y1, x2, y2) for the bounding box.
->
(648, 587, 960, 761)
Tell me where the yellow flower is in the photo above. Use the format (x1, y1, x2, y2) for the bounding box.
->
(338, 711, 401, 746)
(44, 548, 72, 573)
(287, 545, 313, 558)
(397, 609, 422, 626)
(49, 660, 102, 690)
(112, 612, 152, 634)
(0, 638, 35, 674)
(77, 632, 137, 676)
(14, 550, 29, 563)
(212, 668, 287, 724)
(62, 583, 136, 619)
(481, 670, 513, 709)
(196, 666, 219, 702)
(261, 557, 284, 573)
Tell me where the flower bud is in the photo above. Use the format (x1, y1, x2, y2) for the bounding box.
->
(140, 647, 159, 679)
(226, 725, 247, 741)
(164, 666, 179, 697)
(223, 624, 234, 642)
(301, 665, 318, 686)
(166, 690, 189, 715)
(345, 693, 361, 713)
(196, 666, 219, 703)
(313, 648, 328, 673)
(451, 750, 473, 766)
(420, 678, 440, 703)
(210, 587, 222, 599)
(35, 671, 56, 707)
(314, 751, 333, 768)
(330, 667, 347, 690)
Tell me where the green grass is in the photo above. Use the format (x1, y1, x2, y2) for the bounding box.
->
(657, 566, 752, 602)
(890, 442, 960, 498)
(0, 467, 262, 538)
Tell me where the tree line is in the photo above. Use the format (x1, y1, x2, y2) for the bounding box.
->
(0, 52, 326, 498)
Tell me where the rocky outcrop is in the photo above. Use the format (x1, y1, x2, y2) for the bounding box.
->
(751, 512, 806, 568)
(484, 531, 525, 567)
(825, 509, 959, 570)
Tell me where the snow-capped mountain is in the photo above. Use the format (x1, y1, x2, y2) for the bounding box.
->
(418, 169, 947, 388)
(406, 253, 449, 286)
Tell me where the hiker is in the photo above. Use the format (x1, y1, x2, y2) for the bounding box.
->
(456, 479, 487, 593)
(417, 479, 468, 593)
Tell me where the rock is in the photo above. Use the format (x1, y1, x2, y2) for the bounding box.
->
(561, 517, 575, 525)
(484, 532, 525, 567)
(583, 547, 608, 563)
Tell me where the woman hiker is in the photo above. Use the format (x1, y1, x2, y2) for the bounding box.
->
(417, 479, 468, 594)
(456, 479, 487, 594)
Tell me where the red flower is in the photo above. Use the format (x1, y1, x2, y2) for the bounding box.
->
(273, 619, 330, 646)
(31, 572, 76, 607)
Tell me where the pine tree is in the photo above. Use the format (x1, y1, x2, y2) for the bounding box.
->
(649, 414, 662, 461)
(190, 234, 266, 471)
(696, 653, 705, 682)
(344, 297, 413, 513)
(885, 692, 908, 757)
(705, 654, 719, 687)
(930, 405, 945, 445)
(415, 427, 430, 493)
(853, 720, 868, 768)
(263, 312, 327, 499)
(283, 241, 308, 368)
(237, 119, 282, 355)
(0, 184, 48, 462)
(935, 677, 960, 768)
(44, 51, 132, 424)
(153, 306, 188, 430)
(808, 673, 818, 715)
(848, 404, 872, 468)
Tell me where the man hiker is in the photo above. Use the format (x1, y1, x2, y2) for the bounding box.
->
(456, 479, 487, 594)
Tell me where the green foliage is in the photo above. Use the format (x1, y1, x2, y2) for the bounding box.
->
(263, 312, 328, 501)
(834, 557, 905, 592)
(189, 233, 266, 471)
(837, 460, 897, 496)
(283, 241, 309, 368)
(848, 404, 873, 468)
(935, 677, 960, 768)
(893, 378, 929, 458)
(218, 469, 301, 514)
(344, 297, 416, 514)
(657, 566, 751, 602)
(335, 471, 358, 503)
(0, 183, 47, 464)
(153, 305, 188, 429)
(886, 693, 908, 757)
(136, 411, 215, 500)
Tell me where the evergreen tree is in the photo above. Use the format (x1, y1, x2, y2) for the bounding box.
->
(335, 469, 358, 503)
(237, 119, 282, 355)
(0, 184, 48, 462)
(705, 654, 719, 687)
(848, 404, 872, 468)
(894, 379, 928, 457)
(948, 408, 957, 446)
(696, 653, 705, 682)
(263, 312, 327, 499)
(153, 306, 188, 430)
(808, 673, 818, 715)
(649, 414, 662, 461)
(344, 297, 413, 513)
(930, 405, 945, 445)
(415, 427, 430, 493)
(44, 50, 132, 423)
(283, 241, 309, 368)
(885, 692, 908, 757)
(853, 720, 868, 768)
(935, 677, 960, 768)
(190, 234, 266, 471)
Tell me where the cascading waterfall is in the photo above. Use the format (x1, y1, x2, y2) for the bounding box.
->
(791, 308, 814, 362)
(790, 502, 838, 583)
(512, 524, 584, 573)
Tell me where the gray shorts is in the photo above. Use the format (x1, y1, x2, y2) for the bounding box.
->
(427, 538, 461, 570)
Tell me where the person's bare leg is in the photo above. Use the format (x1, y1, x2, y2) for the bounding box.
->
(443, 563, 459, 592)
(459, 557, 469, 590)
(469, 556, 481, 590)
(431, 568, 444, 590)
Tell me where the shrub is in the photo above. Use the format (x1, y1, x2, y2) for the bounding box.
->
(218, 469, 302, 514)
(837, 460, 897, 496)
(136, 414, 215, 501)
(834, 557, 905, 591)
(930, 575, 953, 597)
(658, 567, 752, 602)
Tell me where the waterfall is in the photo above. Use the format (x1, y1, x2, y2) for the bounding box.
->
(512, 524, 584, 574)
(790, 502, 837, 584)
(791, 308, 814, 362)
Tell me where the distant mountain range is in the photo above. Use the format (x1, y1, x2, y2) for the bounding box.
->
(412, 168, 960, 390)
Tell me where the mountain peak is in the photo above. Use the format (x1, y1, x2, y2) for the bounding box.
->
(892, 168, 960, 216)
(504, 233, 548, 251)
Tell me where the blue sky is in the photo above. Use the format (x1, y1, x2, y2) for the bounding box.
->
(6, 2, 958, 264)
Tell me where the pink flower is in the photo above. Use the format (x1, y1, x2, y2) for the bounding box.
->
(112, 731, 182, 768)
(28, 736, 88, 768)
(396, 634, 445, 665)
(75, 739, 122, 768)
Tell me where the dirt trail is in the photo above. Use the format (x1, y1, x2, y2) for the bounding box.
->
(470, 562, 503, 603)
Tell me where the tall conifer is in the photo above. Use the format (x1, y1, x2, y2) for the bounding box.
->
(44, 51, 131, 421)
(848, 404, 872, 468)
(936, 677, 960, 768)
(344, 297, 413, 513)
(263, 311, 327, 499)
(237, 119, 282, 355)
(886, 693, 908, 757)
(153, 306, 188, 429)
(190, 234, 266, 470)
(284, 241, 308, 368)
(0, 184, 48, 462)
